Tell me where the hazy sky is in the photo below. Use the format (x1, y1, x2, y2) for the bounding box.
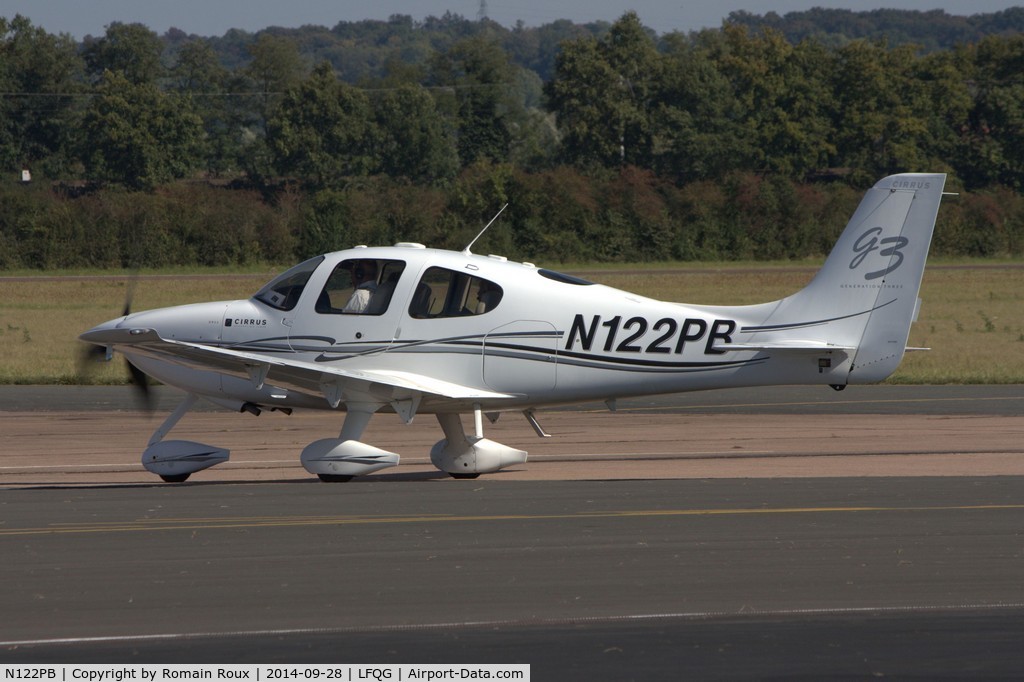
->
(4, 1, 1022, 39)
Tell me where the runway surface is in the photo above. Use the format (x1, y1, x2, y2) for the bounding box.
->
(2, 385, 1024, 678)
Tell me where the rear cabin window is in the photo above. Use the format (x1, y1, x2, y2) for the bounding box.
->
(409, 267, 503, 319)
(315, 258, 406, 315)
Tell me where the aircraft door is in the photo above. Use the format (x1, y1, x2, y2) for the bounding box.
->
(402, 266, 564, 392)
(483, 320, 558, 395)
(286, 257, 408, 357)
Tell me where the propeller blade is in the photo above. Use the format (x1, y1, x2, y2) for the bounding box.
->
(76, 343, 110, 379)
(122, 277, 137, 317)
(125, 358, 154, 411)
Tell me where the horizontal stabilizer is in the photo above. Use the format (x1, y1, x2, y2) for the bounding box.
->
(714, 340, 857, 353)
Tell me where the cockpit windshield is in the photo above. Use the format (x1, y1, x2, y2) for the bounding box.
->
(253, 256, 325, 311)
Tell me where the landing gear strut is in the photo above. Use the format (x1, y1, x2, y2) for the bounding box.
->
(430, 406, 527, 478)
(301, 402, 400, 482)
(141, 393, 229, 483)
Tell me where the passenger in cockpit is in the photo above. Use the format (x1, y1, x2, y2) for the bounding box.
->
(474, 279, 502, 314)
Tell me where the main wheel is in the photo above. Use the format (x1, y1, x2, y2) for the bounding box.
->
(449, 472, 480, 480)
(318, 473, 354, 482)
(160, 473, 191, 483)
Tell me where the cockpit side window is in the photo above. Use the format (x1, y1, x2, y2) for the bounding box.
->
(315, 258, 406, 316)
(253, 256, 325, 311)
(409, 267, 503, 319)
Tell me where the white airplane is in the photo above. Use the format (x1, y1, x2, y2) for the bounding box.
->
(80, 173, 947, 483)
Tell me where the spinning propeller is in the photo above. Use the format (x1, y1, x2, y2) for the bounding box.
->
(77, 278, 153, 411)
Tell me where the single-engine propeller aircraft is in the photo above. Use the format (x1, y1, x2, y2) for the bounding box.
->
(81, 173, 947, 483)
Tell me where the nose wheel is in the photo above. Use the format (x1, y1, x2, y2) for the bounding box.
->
(142, 394, 231, 483)
(317, 473, 354, 483)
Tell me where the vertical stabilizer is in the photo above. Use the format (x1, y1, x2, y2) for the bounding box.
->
(749, 173, 946, 383)
(845, 174, 946, 381)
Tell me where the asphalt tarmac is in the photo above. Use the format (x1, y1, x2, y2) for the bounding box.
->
(2, 385, 1024, 678)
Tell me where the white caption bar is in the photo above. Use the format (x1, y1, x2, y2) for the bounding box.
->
(0, 666, 530, 682)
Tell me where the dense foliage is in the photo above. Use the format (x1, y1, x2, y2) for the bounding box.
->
(728, 7, 1024, 52)
(1, 9, 1023, 268)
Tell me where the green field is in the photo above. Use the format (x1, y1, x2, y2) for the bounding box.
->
(1, 260, 1021, 385)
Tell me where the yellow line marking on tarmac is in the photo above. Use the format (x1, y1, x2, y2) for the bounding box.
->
(2, 504, 1023, 537)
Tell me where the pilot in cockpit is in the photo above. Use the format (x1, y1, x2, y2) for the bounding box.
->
(342, 260, 378, 313)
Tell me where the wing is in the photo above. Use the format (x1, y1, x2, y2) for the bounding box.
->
(80, 327, 514, 418)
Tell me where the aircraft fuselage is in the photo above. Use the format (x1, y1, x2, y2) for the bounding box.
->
(114, 244, 850, 414)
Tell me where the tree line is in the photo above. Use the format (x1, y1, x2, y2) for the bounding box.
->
(728, 7, 1024, 52)
(1, 10, 1023, 268)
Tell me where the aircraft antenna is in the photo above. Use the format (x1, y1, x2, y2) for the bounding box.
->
(463, 203, 508, 255)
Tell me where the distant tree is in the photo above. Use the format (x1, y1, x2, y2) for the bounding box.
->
(204, 28, 256, 72)
(246, 32, 306, 130)
(506, 107, 559, 171)
(80, 70, 203, 190)
(0, 15, 84, 176)
(431, 36, 519, 166)
(82, 22, 164, 84)
(830, 41, 933, 182)
(726, 8, 985, 52)
(378, 54, 429, 88)
(505, 18, 608, 82)
(912, 48, 973, 179)
(545, 12, 660, 169)
(956, 35, 1024, 189)
(172, 39, 225, 91)
(970, 7, 1024, 35)
(267, 61, 375, 188)
(172, 39, 246, 176)
(710, 25, 836, 176)
(373, 85, 458, 183)
(651, 31, 747, 181)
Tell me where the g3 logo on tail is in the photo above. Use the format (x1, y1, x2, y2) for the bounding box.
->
(850, 227, 908, 280)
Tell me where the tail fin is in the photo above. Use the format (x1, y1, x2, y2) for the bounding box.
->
(749, 173, 946, 383)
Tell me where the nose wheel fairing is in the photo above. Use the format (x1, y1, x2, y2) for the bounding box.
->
(140, 393, 231, 482)
(142, 439, 230, 481)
